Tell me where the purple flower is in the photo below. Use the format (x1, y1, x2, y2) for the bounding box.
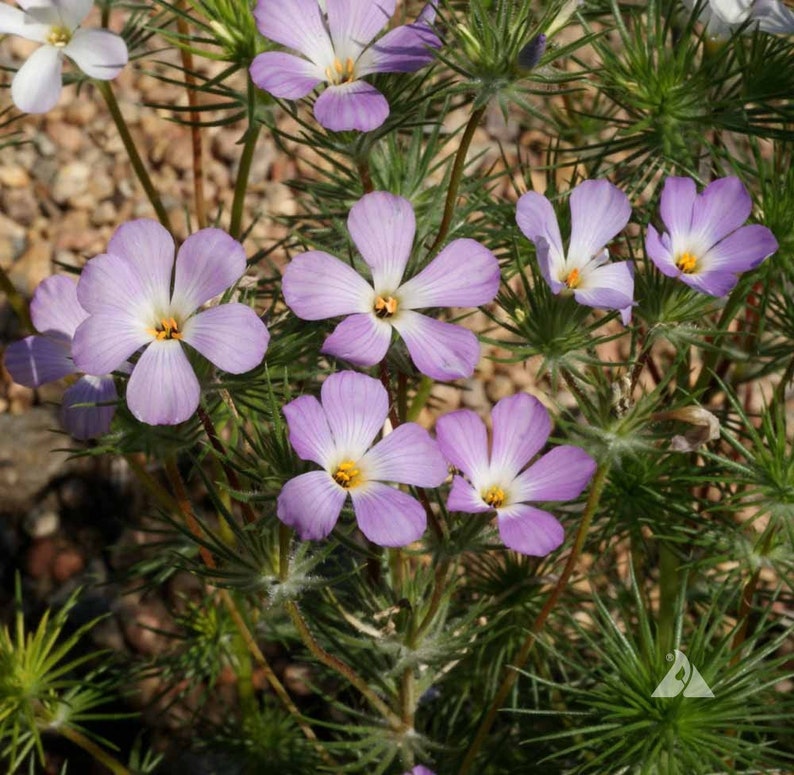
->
(683, 0, 794, 38)
(71, 219, 270, 426)
(516, 179, 634, 323)
(3, 275, 117, 440)
(282, 191, 501, 381)
(435, 393, 595, 556)
(0, 0, 128, 114)
(404, 768, 435, 775)
(646, 176, 778, 297)
(249, 0, 440, 132)
(277, 371, 447, 547)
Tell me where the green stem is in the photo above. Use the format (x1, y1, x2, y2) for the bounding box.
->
(407, 376, 434, 422)
(98, 81, 172, 232)
(426, 104, 487, 256)
(458, 464, 610, 775)
(57, 725, 130, 775)
(230, 86, 261, 240)
(657, 541, 680, 656)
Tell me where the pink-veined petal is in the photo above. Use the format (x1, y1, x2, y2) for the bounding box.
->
(699, 223, 778, 274)
(249, 51, 324, 99)
(447, 475, 490, 513)
(573, 261, 635, 312)
(64, 28, 127, 79)
(511, 445, 596, 503)
(314, 81, 389, 133)
(678, 269, 742, 298)
(11, 45, 63, 114)
(252, 0, 335, 63)
(283, 251, 374, 320)
(516, 191, 565, 278)
(172, 228, 247, 312)
(3, 335, 73, 387)
(392, 311, 480, 381)
(71, 313, 150, 376)
(321, 313, 392, 367)
(645, 224, 679, 278)
(326, 0, 395, 62)
(30, 275, 86, 338)
(358, 422, 447, 486)
(283, 395, 336, 468)
(107, 219, 175, 313)
(497, 504, 564, 556)
(125, 341, 200, 425)
(398, 238, 500, 309)
(0, 5, 47, 40)
(62, 375, 117, 440)
(350, 481, 425, 547)
(690, 177, 751, 249)
(435, 408, 489, 484)
(277, 471, 347, 540)
(658, 177, 697, 238)
(567, 180, 631, 267)
(348, 191, 415, 292)
(359, 14, 440, 75)
(321, 371, 388, 458)
(490, 393, 551, 481)
(181, 305, 269, 374)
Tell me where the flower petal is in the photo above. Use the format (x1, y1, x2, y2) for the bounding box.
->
(64, 28, 127, 79)
(490, 393, 551, 482)
(4, 335, 73, 387)
(107, 219, 175, 313)
(11, 45, 63, 114)
(348, 191, 415, 292)
(277, 471, 347, 540)
(62, 375, 117, 440)
(645, 224, 678, 278)
(252, 0, 334, 63)
(314, 81, 389, 133)
(573, 261, 635, 312)
(71, 313, 149, 376)
(497, 504, 564, 556)
(350, 481, 425, 547)
(172, 228, 247, 312)
(30, 275, 86, 339)
(435, 408, 489, 484)
(398, 238, 500, 309)
(359, 14, 440, 75)
(326, 0, 395, 62)
(446, 475, 490, 513)
(181, 305, 269, 374)
(511, 445, 596, 503)
(321, 313, 392, 367)
(126, 341, 200, 425)
(320, 371, 388, 458)
(283, 395, 336, 468)
(392, 311, 480, 381)
(0, 6, 47, 40)
(658, 177, 697, 238)
(283, 251, 374, 320)
(700, 224, 778, 274)
(754, 0, 794, 33)
(76, 252, 153, 316)
(690, 177, 751, 249)
(516, 191, 565, 279)
(249, 51, 323, 99)
(567, 180, 631, 267)
(359, 422, 447, 486)
(57, 0, 93, 28)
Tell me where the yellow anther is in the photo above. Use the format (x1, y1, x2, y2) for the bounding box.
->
(374, 295, 399, 319)
(333, 460, 362, 489)
(47, 26, 71, 47)
(345, 57, 355, 77)
(326, 56, 356, 84)
(334, 58, 344, 74)
(564, 267, 581, 289)
(676, 252, 698, 274)
(483, 485, 506, 509)
(149, 317, 183, 341)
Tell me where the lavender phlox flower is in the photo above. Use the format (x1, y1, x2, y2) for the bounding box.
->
(404, 768, 435, 775)
(435, 393, 596, 556)
(516, 179, 635, 324)
(0, 0, 128, 113)
(71, 219, 270, 426)
(249, 0, 440, 132)
(282, 191, 501, 381)
(645, 176, 778, 297)
(3, 275, 117, 440)
(277, 370, 447, 547)
(683, 0, 794, 37)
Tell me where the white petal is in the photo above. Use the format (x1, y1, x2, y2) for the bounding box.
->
(11, 45, 64, 114)
(65, 28, 128, 80)
(0, 6, 47, 41)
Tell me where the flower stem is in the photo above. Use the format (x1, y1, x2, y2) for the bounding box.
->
(458, 463, 609, 775)
(229, 84, 261, 240)
(177, 3, 207, 229)
(57, 725, 131, 775)
(657, 540, 680, 656)
(97, 81, 173, 232)
(426, 104, 486, 256)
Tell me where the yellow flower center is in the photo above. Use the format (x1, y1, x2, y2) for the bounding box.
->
(147, 317, 184, 341)
(483, 485, 506, 509)
(675, 252, 698, 274)
(332, 460, 362, 489)
(374, 295, 399, 319)
(47, 26, 72, 47)
(563, 267, 581, 289)
(325, 57, 356, 85)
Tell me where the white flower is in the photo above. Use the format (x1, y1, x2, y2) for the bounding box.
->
(684, 0, 794, 38)
(0, 0, 128, 113)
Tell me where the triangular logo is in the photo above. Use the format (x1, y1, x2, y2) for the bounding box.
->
(651, 649, 715, 698)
